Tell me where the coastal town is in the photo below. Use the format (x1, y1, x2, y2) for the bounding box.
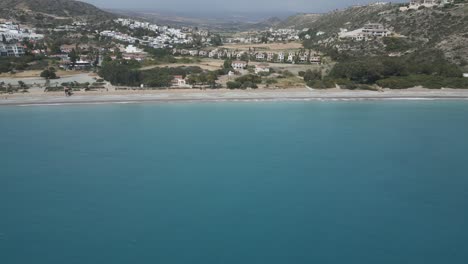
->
(1, 0, 467, 97)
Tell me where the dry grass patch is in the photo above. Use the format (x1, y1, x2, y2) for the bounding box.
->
(220, 42, 303, 51)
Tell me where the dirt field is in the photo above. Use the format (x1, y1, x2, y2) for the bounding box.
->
(141, 59, 223, 71)
(247, 61, 322, 75)
(0, 70, 91, 78)
(220, 42, 303, 51)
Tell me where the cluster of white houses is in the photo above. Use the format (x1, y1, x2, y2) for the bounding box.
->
(225, 28, 302, 44)
(172, 48, 321, 64)
(57, 44, 150, 69)
(0, 21, 41, 57)
(339, 23, 391, 41)
(100, 18, 193, 49)
(0, 21, 44, 42)
(400, 0, 454, 10)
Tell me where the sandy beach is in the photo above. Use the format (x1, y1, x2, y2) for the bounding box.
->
(1, 87, 468, 106)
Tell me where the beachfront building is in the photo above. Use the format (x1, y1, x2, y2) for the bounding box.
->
(171, 75, 191, 88)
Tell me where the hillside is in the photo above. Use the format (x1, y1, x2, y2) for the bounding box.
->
(277, 13, 322, 29)
(284, 3, 468, 67)
(0, 0, 115, 23)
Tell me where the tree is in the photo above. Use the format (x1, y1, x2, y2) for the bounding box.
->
(210, 34, 223, 46)
(206, 72, 218, 88)
(18, 81, 27, 88)
(69, 48, 79, 68)
(240, 53, 249, 62)
(115, 48, 123, 60)
(223, 59, 233, 70)
(227, 81, 242, 89)
(303, 69, 322, 82)
(40, 67, 58, 80)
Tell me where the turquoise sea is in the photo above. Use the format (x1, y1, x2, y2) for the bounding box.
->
(1, 101, 468, 264)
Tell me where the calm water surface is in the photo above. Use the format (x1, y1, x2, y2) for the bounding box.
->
(1, 101, 468, 264)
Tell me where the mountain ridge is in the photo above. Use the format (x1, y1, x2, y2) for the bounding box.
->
(0, 0, 115, 23)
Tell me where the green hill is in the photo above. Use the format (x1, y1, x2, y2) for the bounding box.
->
(282, 3, 468, 67)
(0, 0, 115, 23)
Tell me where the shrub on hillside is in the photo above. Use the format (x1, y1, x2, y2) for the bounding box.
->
(227, 81, 242, 89)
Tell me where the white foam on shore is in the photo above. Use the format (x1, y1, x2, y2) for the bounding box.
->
(8, 96, 468, 107)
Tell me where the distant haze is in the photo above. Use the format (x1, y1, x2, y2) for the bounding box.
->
(83, 0, 404, 14)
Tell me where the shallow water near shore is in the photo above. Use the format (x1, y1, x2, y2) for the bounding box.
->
(1, 101, 468, 264)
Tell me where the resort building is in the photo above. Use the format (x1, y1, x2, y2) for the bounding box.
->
(0, 44, 25, 57)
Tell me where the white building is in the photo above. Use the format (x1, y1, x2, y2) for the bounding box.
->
(171, 75, 191, 88)
(125, 45, 144, 53)
(232, 61, 248, 70)
(0, 22, 44, 41)
(0, 44, 25, 57)
(255, 64, 270, 74)
(362, 23, 389, 37)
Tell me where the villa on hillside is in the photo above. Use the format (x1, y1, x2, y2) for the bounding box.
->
(362, 23, 389, 37)
(339, 23, 390, 41)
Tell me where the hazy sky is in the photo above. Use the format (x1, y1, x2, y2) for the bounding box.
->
(83, 0, 394, 14)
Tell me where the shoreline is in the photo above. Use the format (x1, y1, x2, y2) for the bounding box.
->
(2, 88, 468, 106)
